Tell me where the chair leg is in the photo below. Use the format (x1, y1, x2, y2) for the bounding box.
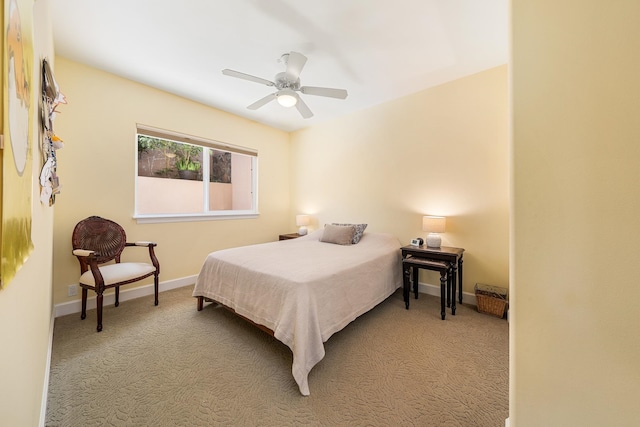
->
(154, 273, 159, 306)
(81, 288, 88, 320)
(96, 292, 104, 332)
(115, 286, 120, 307)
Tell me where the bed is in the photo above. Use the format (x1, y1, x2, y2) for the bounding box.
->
(192, 226, 402, 395)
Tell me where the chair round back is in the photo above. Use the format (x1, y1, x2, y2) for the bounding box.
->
(72, 216, 127, 264)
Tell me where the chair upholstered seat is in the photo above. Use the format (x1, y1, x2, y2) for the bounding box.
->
(79, 263, 157, 286)
(72, 216, 160, 332)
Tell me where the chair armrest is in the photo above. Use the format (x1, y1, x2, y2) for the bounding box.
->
(124, 242, 160, 273)
(126, 241, 157, 247)
(72, 249, 103, 281)
(73, 249, 97, 257)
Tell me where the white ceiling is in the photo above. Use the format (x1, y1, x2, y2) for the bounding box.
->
(50, 0, 508, 132)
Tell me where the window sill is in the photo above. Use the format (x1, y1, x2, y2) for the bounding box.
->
(134, 212, 259, 224)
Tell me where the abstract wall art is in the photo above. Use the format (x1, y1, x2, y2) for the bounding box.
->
(1, 0, 35, 288)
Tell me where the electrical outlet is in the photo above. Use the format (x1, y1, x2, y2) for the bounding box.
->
(68, 284, 78, 297)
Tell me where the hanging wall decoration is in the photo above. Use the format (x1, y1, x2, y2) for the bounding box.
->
(1, 0, 35, 289)
(40, 58, 66, 206)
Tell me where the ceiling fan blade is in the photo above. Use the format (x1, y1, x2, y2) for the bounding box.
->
(295, 94, 313, 119)
(247, 93, 277, 110)
(222, 69, 275, 87)
(300, 86, 348, 99)
(284, 51, 307, 82)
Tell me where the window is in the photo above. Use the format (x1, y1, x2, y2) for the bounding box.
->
(135, 124, 258, 223)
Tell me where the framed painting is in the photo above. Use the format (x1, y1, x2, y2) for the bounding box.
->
(1, 0, 35, 288)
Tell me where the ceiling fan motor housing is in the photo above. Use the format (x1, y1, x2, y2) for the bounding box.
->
(275, 72, 300, 90)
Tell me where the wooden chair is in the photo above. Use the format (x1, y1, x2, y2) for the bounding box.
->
(71, 216, 160, 332)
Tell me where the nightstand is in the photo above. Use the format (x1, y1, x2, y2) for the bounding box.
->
(401, 245, 465, 320)
(279, 233, 301, 241)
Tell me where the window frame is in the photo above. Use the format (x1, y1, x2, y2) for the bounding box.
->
(133, 124, 259, 224)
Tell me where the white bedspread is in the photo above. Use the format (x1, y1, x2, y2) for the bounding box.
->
(192, 230, 402, 395)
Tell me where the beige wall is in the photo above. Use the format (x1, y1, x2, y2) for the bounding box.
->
(290, 66, 509, 296)
(51, 57, 291, 305)
(0, 1, 55, 425)
(511, 1, 640, 426)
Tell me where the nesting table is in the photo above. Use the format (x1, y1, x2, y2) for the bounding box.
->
(401, 245, 465, 320)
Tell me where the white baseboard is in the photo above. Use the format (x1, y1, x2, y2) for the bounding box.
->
(54, 275, 197, 318)
(40, 308, 55, 427)
(55, 277, 473, 317)
(417, 281, 477, 306)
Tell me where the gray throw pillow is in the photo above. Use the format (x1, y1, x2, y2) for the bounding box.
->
(320, 224, 356, 245)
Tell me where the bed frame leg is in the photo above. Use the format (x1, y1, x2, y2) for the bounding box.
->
(197, 296, 204, 311)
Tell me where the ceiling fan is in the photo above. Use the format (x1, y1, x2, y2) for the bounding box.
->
(222, 51, 348, 119)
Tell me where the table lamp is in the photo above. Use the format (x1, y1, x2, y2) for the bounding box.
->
(296, 214, 310, 236)
(423, 216, 446, 248)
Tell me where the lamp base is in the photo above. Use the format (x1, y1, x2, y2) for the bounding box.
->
(426, 233, 441, 248)
(298, 226, 308, 236)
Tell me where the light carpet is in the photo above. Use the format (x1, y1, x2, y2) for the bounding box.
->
(46, 285, 508, 426)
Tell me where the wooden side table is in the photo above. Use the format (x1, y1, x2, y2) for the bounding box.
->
(401, 245, 465, 320)
(279, 233, 301, 241)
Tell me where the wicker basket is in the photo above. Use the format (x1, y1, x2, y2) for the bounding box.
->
(474, 283, 508, 318)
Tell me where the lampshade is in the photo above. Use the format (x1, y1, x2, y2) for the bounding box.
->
(296, 214, 310, 236)
(277, 89, 297, 107)
(422, 216, 446, 233)
(422, 216, 446, 248)
(296, 215, 310, 226)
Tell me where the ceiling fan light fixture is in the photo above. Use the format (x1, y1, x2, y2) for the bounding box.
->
(277, 89, 297, 107)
